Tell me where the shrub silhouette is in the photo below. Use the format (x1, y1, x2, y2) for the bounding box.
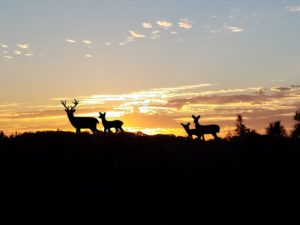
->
(292, 110, 300, 138)
(266, 120, 287, 138)
(235, 114, 249, 137)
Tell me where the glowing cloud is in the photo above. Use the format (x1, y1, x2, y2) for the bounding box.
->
(104, 42, 112, 46)
(1, 44, 8, 48)
(178, 19, 193, 29)
(157, 20, 173, 29)
(82, 40, 92, 45)
(4, 55, 12, 59)
(85, 54, 92, 58)
(17, 44, 30, 49)
(142, 22, 152, 29)
(224, 26, 244, 33)
(288, 5, 300, 12)
(14, 50, 22, 55)
(129, 30, 146, 38)
(65, 39, 77, 43)
(24, 53, 34, 56)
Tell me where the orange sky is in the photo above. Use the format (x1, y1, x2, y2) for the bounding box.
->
(1, 1, 300, 137)
(1, 83, 299, 137)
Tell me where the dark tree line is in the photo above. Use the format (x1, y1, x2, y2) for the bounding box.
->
(235, 109, 300, 138)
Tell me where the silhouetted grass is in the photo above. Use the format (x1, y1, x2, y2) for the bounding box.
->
(1, 131, 300, 224)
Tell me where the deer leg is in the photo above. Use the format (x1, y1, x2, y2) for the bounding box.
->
(76, 129, 80, 135)
(202, 134, 205, 141)
(119, 127, 124, 133)
(213, 133, 218, 139)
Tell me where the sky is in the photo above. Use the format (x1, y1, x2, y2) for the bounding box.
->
(1, 0, 300, 136)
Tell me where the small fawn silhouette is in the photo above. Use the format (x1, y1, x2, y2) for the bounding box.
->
(61, 99, 99, 134)
(192, 115, 220, 140)
(181, 122, 203, 140)
(99, 112, 124, 134)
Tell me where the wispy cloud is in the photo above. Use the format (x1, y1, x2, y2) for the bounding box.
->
(223, 26, 244, 33)
(24, 53, 34, 57)
(1, 44, 8, 48)
(178, 19, 193, 29)
(151, 30, 161, 40)
(85, 54, 92, 58)
(65, 39, 77, 43)
(142, 22, 152, 29)
(14, 50, 22, 55)
(104, 42, 112, 46)
(288, 5, 300, 12)
(17, 43, 30, 49)
(157, 20, 173, 29)
(129, 30, 146, 38)
(82, 40, 92, 45)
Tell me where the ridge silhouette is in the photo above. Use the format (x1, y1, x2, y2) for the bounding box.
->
(61, 99, 99, 134)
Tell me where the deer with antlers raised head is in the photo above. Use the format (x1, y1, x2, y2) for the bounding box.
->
(61, 99, 99, 134)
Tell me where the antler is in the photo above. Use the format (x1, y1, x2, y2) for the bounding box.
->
(71, 99, 79, 110)
(61, 100, 70, 110)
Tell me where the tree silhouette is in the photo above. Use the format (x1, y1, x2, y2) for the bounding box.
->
(291, 110, 300, 138)
(266, 121, 287, 138)
(235, 115, 250, 137)
(0, 130, 6, 140)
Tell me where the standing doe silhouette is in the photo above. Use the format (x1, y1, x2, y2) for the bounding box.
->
(61, 99, 99, 134)
(192, 115, 220, 140)
(99, 112, 124, 134)
(181, 122, 203, 140)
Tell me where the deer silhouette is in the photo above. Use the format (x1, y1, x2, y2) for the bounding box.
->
(192, 115, 220, 140)
(181, 122, 203, 140)
(99, 112, 124, 134)
(61, 99, 99, 134)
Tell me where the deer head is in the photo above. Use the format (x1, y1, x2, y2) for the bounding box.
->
(61, 99, 79, 117)
(99, 112, 106, 119)
(181, 122, 191, 128)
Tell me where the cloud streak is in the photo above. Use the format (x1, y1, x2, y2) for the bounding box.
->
(157, 20, 173, 29)
(142, 22, 152, 29)
(288, 5, 300, 12)
(223, 26, 244, 33)
(178, 19, 193, 29)
(129, 30, 146, 38)
(65, 39, 77, 43)
(17, 43, 30, 49)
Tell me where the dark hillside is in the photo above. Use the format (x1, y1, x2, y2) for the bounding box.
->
(1, 131, 300, 224)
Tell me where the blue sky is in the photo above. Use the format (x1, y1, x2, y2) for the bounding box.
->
(0, 1, 300, 135)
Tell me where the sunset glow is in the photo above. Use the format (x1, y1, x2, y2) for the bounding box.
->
(1, 1, 300, 137)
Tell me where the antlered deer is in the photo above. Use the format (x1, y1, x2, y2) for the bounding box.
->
(61, 99, 99, 134)
(192, 115, 220, 140)
(99, 112, 124, 134)
(181, 122, 202, 140)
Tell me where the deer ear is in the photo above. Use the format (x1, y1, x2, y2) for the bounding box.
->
(192, 115, 196, 119)
(197, 115, 200, 119)
(187, 122, 190, 126)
